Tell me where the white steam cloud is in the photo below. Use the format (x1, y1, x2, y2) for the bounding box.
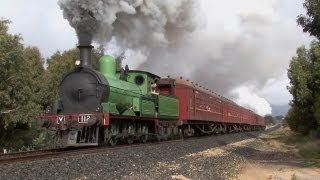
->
(138, 0, 303, 115)
(59, 0, 303, 116)
(231, 86, 272, 116)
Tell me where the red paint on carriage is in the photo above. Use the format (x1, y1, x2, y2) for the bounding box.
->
(159, 78, 264, 127)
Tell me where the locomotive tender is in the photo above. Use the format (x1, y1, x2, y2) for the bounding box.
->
(40, 45, 265, 147)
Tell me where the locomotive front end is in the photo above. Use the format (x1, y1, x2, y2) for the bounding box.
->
(40, 45, 112, 146)
(59, 64, 109, 115)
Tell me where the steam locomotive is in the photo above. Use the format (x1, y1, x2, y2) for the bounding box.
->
(39, 45, 265, 147)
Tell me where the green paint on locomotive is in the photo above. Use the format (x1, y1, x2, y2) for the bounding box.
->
(99, 55, 142, 115)
(158, 95, 179, 118)
(99, 55, 179, 119)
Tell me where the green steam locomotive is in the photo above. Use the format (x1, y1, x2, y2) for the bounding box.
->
(40, 45, 265, 147)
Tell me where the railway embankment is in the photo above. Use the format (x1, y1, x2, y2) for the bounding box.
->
(1, 128, 319, 179)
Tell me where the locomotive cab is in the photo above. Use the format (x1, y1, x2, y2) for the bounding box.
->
(126, 70, 160, 95)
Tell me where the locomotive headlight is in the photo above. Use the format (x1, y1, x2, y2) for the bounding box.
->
(75, 60, 81, 66)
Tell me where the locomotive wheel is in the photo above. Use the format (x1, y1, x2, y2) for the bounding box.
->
(127, 136, 134, 144)
(139, 135, 148, 143)
(108, 137, 118, 146)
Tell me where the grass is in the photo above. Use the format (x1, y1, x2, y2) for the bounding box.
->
(267, 128, 320, 167)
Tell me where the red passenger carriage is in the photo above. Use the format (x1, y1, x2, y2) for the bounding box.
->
(158, 78, 265, 136)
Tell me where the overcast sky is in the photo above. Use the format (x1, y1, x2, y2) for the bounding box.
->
(0, 0, 313, 108)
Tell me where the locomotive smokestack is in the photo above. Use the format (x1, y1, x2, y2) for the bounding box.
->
(78, 45, 93, 67)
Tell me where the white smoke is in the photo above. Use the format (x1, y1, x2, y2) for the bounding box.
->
(59, 0, 304, 116)
(231, 86, 272, 116)
(104, 37, 148, 69)
(138, 0, 303, 115)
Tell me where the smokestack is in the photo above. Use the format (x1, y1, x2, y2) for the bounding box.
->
(78, 45, 93, 67)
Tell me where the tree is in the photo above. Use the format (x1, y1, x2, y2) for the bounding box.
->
(23, 47, 45, 105)
(264, 115, 275, 126)
(298, 0, 320, 39)
(274, 115, 284, 121)
(287, 41, 320, 134)
(0, 19, 45, 150)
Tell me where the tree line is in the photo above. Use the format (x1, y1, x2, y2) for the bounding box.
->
(0, 18, 126, 151)
(0, 19, 104, 151)
(286, 0, 320, 135)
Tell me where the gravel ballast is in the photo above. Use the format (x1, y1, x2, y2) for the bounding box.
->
(0, 130, 276, 180)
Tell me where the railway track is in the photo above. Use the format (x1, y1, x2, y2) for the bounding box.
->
(0, 126, 279, 165)
(0, 147, 86, 165)
(0, 139, 183, 165)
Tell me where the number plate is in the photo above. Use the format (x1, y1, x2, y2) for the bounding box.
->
(57, 116, 65, 124)
(78, 114, 92, 123)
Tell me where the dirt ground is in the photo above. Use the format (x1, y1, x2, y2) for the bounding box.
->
(239, 164, 320, 180)
(237, 128, 320, 180)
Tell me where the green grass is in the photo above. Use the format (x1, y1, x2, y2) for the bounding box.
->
(268, 128, 320, 167)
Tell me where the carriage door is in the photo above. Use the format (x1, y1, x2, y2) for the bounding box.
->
(189, 89, 196, 119)
(223, 102, 228, 123)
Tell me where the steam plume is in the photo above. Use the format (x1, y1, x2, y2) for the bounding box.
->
(58, 0, 199, 46)
(59, 0, 303, 115)
(138, 0, 303, 115)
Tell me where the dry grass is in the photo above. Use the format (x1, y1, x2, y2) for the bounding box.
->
(267, 128, 320, 167)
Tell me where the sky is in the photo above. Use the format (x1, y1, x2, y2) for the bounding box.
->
(260, 0, 313, 105)
(0, 0, 313, 114)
